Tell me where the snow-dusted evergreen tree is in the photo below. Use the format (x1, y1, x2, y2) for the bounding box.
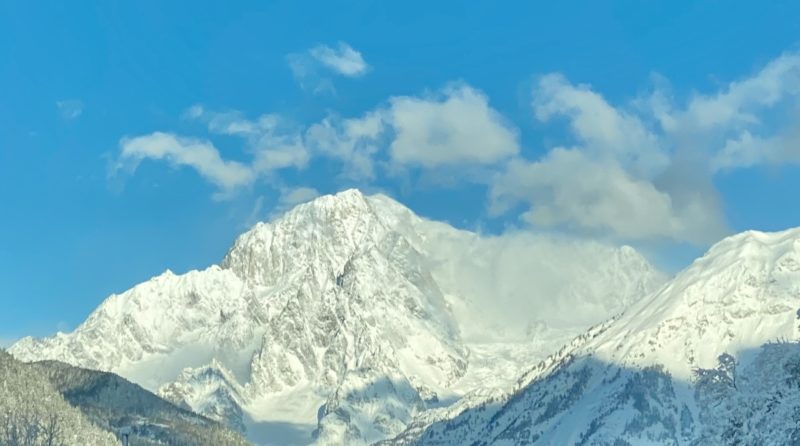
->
(0, 349, 117, 446)
(1, 349, 250, 446)
(28, 360, 251, 446)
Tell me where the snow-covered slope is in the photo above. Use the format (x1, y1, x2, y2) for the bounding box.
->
(388, 228, 800, 445)
(10, 189, 663, 446)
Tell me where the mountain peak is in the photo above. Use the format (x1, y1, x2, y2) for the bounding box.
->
(290, 188, 377, 214)
(219, 189, 423, 290)
(699, 227, 800, 265)
(315, 187, 366, 203)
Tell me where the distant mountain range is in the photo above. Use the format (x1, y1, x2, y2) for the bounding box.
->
(11, 190, 800, 445)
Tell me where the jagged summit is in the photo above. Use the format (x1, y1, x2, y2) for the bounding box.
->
(239, 188, 388, 236)
(221, 188, 400, 288)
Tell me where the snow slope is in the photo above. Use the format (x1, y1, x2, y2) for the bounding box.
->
(10, 189, 663, 445)
(388, 228, 800, 445)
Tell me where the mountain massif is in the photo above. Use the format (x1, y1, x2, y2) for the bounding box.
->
(9, 190, 663, 445)
(18, 190, 800, 445)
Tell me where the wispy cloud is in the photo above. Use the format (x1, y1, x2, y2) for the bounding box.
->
(279, 186, 320, 206)
(305, 111, 385, 181)
(115, 132, 255, 199)
(309, 42, 369, 77)
(287, 42, 369, 94)
(270, 186, 321, 218)
(188, 105, 310, 172)
(243, 187, 321, 226)
(113, 106, 315, 200)
(56, 99, 83, 120)
(242, 196, 265, 228)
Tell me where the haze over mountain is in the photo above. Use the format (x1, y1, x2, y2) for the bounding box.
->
(10, 190, 664, 445)
(383, 228, 800, 445)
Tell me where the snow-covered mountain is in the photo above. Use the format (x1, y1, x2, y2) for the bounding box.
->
(9, 189, 663, 445)
(387, 228, 800, 445)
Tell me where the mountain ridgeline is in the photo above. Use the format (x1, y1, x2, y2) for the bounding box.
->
(11, 190, 800, 445)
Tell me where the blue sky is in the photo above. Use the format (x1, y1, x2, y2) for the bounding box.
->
(2, 0, 800, 342)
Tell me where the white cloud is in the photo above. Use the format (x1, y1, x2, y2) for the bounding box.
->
(190, 106, 310, 171)
(287, 54, 335, 94)
(304, 84, 520, 176)
(117, 132, 255, 197)
(534, 74, 667, 175)
(309, 42, 369, 77)
(490, 74, 725, 244)
(305, 111, 385, 180)
(268, 186, 322, 219)
(490, 149, 725, 244)
(116, 108, 316, 199)
(488, 54, 800, 244)
(280, 186, 320, 207)
(288, 42, 369, 93)
(640, 52, 800, 173)
(712, 125, 800, 172)
(680, 53, 800, 172)
(681, 53, 800, 131)
(387, 84, 520, 168)
(182, 85, 519, 184)
(56, 99, 83, 120)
